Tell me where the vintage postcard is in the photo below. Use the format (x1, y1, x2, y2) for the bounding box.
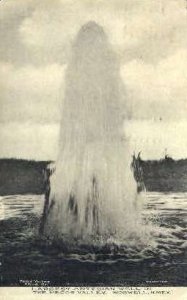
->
(0, 0, 187, 299)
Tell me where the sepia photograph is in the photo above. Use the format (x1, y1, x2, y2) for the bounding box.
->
(0, 0, 187, 291)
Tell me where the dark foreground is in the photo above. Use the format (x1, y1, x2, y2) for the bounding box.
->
(0, 193, 187, 287)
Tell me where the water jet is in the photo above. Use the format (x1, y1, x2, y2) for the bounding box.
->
(41, 21, 141, 245)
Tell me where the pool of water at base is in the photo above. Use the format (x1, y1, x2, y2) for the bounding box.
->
(0, 192, 186, 286)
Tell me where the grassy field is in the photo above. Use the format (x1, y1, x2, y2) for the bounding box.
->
(0, 158, 187, 195)
(141, 158, 187, 192)
(0, 159, 49, 195)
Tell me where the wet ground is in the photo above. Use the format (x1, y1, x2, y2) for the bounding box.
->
(0, 193, 186, 286)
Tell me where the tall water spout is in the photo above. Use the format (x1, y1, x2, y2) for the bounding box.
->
(42, 22, 139, 244)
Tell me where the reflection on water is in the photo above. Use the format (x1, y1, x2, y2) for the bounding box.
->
(0, 194, 44, 221)
(0, 192, 186, 286)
